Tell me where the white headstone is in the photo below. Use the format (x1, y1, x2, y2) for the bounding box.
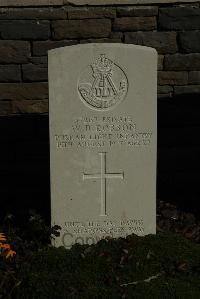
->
(48, 43, 157, 248)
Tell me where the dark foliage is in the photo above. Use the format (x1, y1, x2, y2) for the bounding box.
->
(0, 208, 200, 299)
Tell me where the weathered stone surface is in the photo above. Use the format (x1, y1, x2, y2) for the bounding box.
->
(113, 17, 156, 31)
(0, 100, 12, 116)
(0, 20, 50, 40)
(52, 19, 111, 39)
(158, 71, 188, 85)
(158, 85, 173, 98)
(117, 6, 158, 17)
(0, 0, 64, 6)
(32, 40, 78, 56)
(11, 99, 48, 114)
(0, 83, 48, 100)
(80, 32, 122, 44)
(158, 85, 173, 94)
(110, 31, 123, 39)
(179, 31, 200, 53)
(159, 7, 200, 30)
(125, 31, 177, 54)
(0, 7, 67, 19)
(0, 40, 30, 63)
(158, 55, 164, 70)
(67, 0, 200, 5)
(174, 85, 200, 95)
(22, 64, 48, 82)
(189, 71, 200, 84)
(29, 56, 48, 64)
(0, 65, 21, 82)
(80, 38, 120, 44)
(165, 54, 200, 70)
(67, 7, 116, 19)
(0, 0, 197, 6)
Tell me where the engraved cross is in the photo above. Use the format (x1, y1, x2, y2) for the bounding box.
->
(83, 152, 124, 216)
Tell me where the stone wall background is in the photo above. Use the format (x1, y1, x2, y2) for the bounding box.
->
(0, 2, 200, 219)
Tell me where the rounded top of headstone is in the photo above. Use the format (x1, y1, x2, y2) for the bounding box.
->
(48, 43, 158, 57)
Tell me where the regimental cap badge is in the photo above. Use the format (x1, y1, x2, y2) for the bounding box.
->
(78, 54, 128, 111)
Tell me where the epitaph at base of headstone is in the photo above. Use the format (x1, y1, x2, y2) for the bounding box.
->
(48, 43, 157, 248)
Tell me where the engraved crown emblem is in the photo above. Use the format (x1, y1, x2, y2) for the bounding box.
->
(91, 54, 113, 76)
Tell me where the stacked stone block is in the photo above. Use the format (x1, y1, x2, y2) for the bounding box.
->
(0, 3, 199, 115)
